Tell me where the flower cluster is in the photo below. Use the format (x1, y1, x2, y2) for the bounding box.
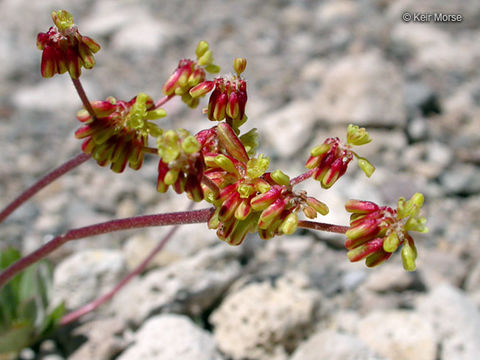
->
(306, 125, 375, 189)
(190, 58, 248, 130)
(156, 129, 204, 202)
(201, 123, 329, 245)
(344, 193, 428, 271)
(162, 41, 220, 108)
(75, 93, 166, 172)
(36, 10, 100, 78)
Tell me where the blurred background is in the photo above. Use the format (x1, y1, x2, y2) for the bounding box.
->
(0, 0, 479, 359)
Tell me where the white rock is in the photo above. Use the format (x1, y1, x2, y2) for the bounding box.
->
(417, 285, 480, 360)
(211, 272, 319, 360)
(357, 310, 436, 360)
(260, 100, 317, 158)
(291, 329, 385, 360)
(117, 314, 222, 360)
(53, 249, 126, 310)
(109, 244, 242, 324)
(315, 52, 405, 126)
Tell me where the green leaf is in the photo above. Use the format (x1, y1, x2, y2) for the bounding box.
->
(0, 321, 33, 354)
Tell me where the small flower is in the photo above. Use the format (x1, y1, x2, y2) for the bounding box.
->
(306, 124, 375, 188)
(75, 93, 165, 172)
(156, 129, 205, 202)
(36, 10, 100, 78)
(163, 41, 220, 108)
(344, 193, 428, 271)
(190, 58, 248, 129)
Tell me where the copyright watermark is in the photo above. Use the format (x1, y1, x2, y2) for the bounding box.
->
(402, 12, 463, 23)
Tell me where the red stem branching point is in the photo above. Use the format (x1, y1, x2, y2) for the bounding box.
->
(0, 153, 90, 225)
(0, 208, 214, 289)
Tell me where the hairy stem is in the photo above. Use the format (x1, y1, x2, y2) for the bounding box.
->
(291, 169, 314, 186)
(202, 174, 220, 198)
(298, 220, 349, 234)
(60, 212, 188, 325)
(154, 94, 175, 110)
(71, 77, 97, 121)
(0, 208, 214, 289)
(0, 153, 90, 225)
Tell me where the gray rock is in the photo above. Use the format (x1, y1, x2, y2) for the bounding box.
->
(357, 310, 436, 360)
(440, 163, 480, 195)
(117, 314, 222, 360)
(53, 249, 126, 310)
(290, 329, 385, 360)
(315, 52, 406, 127)
(259, 100, 317, 158)
(109, 244, 242, 324)
(211, 272, 320, 360)
(417, 284, 480, 360)
(69, 318, 127, 360)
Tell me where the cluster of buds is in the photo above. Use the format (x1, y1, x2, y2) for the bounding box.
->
(162, 41, 220, 108)
(344, 193, 428, 271)
(75, 93, 166, 172)
(203, 123, 329, 245)
(36, 10, 100, 78)
(190, 58, 248, 130)
(156, 129, 204, 202)
(306, 125, 375, 189)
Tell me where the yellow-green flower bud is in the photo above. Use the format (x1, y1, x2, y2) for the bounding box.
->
(195, 41, 209, 58)
(271, 170, 290, 186)
(182, 135, 201, 154)
(247, 154, 270, 179)
(401, 242, 417, 271)
(383, 232, 400, 253)
(214, 154, 238, 175)
(357, 157, 375, 177)
(279, 213, 298, 235)
(346, 124, 372, 146)
(311, 143, 330, 157)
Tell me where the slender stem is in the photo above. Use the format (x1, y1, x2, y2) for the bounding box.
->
(143, 146, 159, 155)
(298, 220, 349, 234)
(154, 94, 174, 110)
(202, 174, 220, 198)
(0, 208, 214, 289)
(0, 153, 90, 225)
(71, 77, 97, 121)
(291, 169, 314, 186)
(60, 209, 188, 325)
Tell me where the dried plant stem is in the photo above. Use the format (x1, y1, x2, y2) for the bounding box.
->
(0, 153, 90, 225)
(0, 208, 214, 289)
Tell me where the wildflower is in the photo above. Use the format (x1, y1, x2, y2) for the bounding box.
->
(156, 129, 205, 202)
(190, 58, 248, 129)
(162, 41, 220, 108)
(203, 123, 329, 245)
(75, 93, 165, 172)
(36, 10, 100, 78)
(344, 193, 428, 271)
(306, 124, 375, 188)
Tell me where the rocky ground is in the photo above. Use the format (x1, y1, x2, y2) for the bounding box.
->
(1, 0, 480, 359)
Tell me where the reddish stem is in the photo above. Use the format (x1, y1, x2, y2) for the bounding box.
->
(0, 208, 214, 289)
(71, 78, 97, 121)
(298, 220, 349, 234)
(0, 153, 90, 225)
(154, 94, 175, 110)
(291, 169, 314, 186)
(143, 146, 159, 155)
(202, 174, 220, 198)
(60, 221, 182, 325)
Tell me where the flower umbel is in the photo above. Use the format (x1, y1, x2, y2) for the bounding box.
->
(190, 58, 248, 130)
(162, 41, 220, 108)
(75, 93, 166, 172)
(306, 124, 375, 188)
(36, 10, 100, 78)
(344, 193, 428, 271)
